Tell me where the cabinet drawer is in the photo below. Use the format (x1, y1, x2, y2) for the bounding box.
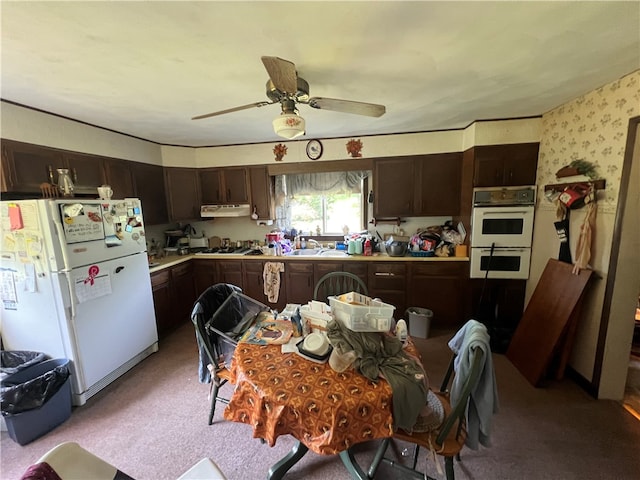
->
(411, 262, 466, 277)
(243, 260, 264, 273)
(287, 262, 313, 274)
(171, 262, 192, 278)
(218, 260, 242, 272)
(368, 263, 406, 291)
(150, 270, 170, 287)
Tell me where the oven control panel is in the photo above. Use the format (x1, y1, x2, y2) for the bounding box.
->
(473, 186, 535, 207)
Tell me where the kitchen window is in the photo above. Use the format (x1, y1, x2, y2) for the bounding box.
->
(275, 171, 370, 235)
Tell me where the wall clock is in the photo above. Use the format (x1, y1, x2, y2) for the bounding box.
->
(306, 139, 323, 160)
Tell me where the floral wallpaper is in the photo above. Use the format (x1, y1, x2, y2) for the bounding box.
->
(537, 70, 640, 213)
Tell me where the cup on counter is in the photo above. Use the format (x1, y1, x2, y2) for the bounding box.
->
(97, 185, 113, 200)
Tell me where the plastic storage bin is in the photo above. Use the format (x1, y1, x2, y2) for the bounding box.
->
(329, 296, 395, 332)
(1, 358, 72, 445)
(406, 307, 433, 339)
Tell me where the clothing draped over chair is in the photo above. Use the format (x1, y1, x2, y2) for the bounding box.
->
(447, 319, 499, 449)
(326, 319, 428, 431)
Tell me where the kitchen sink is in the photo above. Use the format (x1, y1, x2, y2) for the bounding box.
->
(285, 248, 349, 257)
(317, 250, 349, 257)
(286, 248, 322, 256)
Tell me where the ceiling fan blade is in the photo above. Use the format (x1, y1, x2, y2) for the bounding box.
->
(307, 97, 386, 117)
(261, 56, 298, 94)
(191, 101, 272, 120)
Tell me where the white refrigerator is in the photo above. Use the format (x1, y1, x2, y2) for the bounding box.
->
(0, 198, 158, 406)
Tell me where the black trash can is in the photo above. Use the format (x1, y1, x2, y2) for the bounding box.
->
(0, 350, 47, 378)
(1, 358, 72, 445)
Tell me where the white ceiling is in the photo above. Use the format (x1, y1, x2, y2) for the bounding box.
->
(1, 2, 639, 148)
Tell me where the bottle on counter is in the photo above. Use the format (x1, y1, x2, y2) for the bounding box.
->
(301, 237, 307, 249)
(364, 238, 372, 256)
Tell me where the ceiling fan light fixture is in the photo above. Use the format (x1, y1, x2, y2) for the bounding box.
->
(273, 113, 305, 139)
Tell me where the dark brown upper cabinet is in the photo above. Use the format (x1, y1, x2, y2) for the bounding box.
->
(104, 158, 135, 199)
(1, 140, 65, 193)
(248, 166, 275, 220)
(200, 167, 249, 204)
(414, 152, 462, 216)
(374, 153, 462, 218)
(62, 152, 107, 195)
(1, 139, 108, 197)
(165, 167, 201, 222)
(373, 157, 416, 217)
(131, 162, 168, 225)
(473, 143, 539, 187)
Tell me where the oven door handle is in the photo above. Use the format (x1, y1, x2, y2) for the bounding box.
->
(476, 247, 529, 252)
(480, 210, 531, 216)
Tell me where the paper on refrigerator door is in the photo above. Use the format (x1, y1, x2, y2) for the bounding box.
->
(74, 265, 112, 303)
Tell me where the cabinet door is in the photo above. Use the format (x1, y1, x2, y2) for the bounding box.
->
(218, 260, 243, 289)
(243, 260, 267, 303)
(63, 153, 106, 195)
(474, 144, 539, 187)
(466, 279, 526, 353)
(131, 162, 168, 225)
(104, 158, 135, 198)
(373, 157, 415, 217)
(249, 166, 275, 220)
(343, 262, 368, 285)
(165, 167, 201, 221)
(2, 140, 64, 193)
(200, 169, 224, 204)
(171, 262, 196, 327)
(224, 167, 249, 204)
(502, 143, 539, 186)
(408, 262, 466, 329)
(314, 262, 343, 287)
(368, 262, 407, 315)
(286, 262, 314, 304)
(414, 153, 462, 216)
(150, 270, 173, 336)
(193, 260, 218, 297)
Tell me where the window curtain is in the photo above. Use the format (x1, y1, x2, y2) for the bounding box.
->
(274, 171, 370, 229)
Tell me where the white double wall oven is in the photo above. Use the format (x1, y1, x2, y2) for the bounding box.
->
(470, 186, 536, 279)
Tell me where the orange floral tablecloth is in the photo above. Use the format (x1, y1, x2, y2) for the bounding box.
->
(223, 343, 394, 455)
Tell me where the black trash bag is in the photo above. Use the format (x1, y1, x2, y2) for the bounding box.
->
(0, 351, 47, 377)
(1, 362, 70, 415)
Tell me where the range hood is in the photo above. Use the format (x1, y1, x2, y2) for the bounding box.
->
(200, 204, 251, 218)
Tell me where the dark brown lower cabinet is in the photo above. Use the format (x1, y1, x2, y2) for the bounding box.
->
(285, 262, 314, 305)
(218, 260, 243, 288)
(368, 262, 408, 318)
(466, 278, 527, 353)
(193, 260, 218, 297)
(150, 270, 173, 336)
(243, 260, 266, 304)
(150, 262, 196, 337)
(408, 262, 467, 330)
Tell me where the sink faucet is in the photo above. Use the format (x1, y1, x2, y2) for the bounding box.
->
(306, 238, 322, 248)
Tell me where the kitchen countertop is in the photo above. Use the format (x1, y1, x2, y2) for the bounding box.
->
(149, 252, 469, 274)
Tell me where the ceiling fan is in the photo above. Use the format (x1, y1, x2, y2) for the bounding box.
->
(192, 56, 386, 139)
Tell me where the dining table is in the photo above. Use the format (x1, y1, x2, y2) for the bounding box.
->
(223, 340, 402, 479)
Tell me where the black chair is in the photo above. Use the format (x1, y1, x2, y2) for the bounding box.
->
(366, 345, 487, 480)
(191, 284, 267, 425)
(313, 271, 368, 303)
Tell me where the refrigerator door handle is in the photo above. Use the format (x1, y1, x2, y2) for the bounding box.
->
(60, 270, 87, 389)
